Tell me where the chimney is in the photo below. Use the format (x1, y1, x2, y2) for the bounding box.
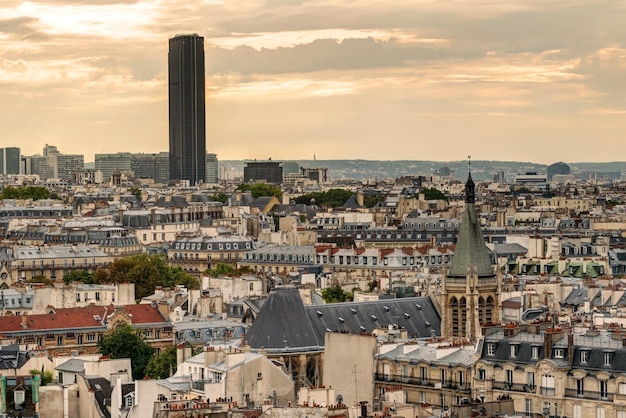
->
(544, 331, 553, 359)
(204, 346, 225, 366)
(567, 332, 574, 365)
(157, 301, 170, 320)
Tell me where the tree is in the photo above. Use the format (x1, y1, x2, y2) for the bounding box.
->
(98, 323, 155, 380)
(29, 368, 53, 386)
(63, 270, 94, 285)
(235, 183, 282, 198)
(208, 193, 228, 203)
(97, 254, 199, 300)
(419, 187, 448, 202)
(0, 186, 52, 200)
(293, 189, 353, 208)
(145, 345, 177, 379)
(127, 187, 142, 201)
(321, 284, 352, 303)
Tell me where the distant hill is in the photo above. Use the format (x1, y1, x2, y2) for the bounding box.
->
(220, 160, 626, 182)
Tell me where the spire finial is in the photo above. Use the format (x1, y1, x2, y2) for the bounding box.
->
(468, 155, 472, 173)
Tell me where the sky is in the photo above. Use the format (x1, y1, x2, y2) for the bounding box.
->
(1, 0, 625, 164)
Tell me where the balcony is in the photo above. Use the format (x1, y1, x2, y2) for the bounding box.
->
(539, 386, 556, 396)
(564, 388, 614, 401)
(374, 373, 470, 392)
(493, 381, 536, 393)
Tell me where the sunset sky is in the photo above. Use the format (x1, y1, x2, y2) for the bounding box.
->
(1, 0, 625, 163)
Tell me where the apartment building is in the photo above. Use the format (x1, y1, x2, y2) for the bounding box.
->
(0, 304, 172, 356)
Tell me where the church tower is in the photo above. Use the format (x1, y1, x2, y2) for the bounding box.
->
(441, 172, 501, 341)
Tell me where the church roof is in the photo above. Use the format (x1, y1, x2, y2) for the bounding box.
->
(447, 173, 494, 277)
(243, 286, 441, 353)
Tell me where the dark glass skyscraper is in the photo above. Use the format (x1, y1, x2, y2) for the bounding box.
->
(168, 34, 206, 185)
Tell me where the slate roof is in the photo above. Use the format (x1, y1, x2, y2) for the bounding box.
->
(0, 349, 29, 370)
(447, 174, 494, 278)
(55, 358, 85, 373)
(481, 329, 626, 373)
(379, 344, 475, 367)
(86, 377, 112, 418)
(244, 287, 441, 353)
(342, 194, 362, 209)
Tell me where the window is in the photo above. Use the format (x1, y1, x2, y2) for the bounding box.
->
(576, 378, 584, 395)
(506, 369, 513, 384)
(525, 399, 533, 415)
(531, 346, 540, 360)
(76, 293, 80, 302)
(57, 336, 63, 345)
(420, 367, 427, 380)
(213, 372, 222, 382)
(487, 343, 496, 356)
(554, 348, 564, 359)
(581, 351, 589, 363)
(77, 335, 83, 344)
(95, 292, 100, 301)
(597, 406, 605, 418)
(87, 334, 95, 342)
(478, 369, 486, 380)
(527, 372, 535, 387)
(573, 405, 582, 418)
(125, 394, 135, 408)
(604, 352, 613, 366)
(619, 382, 626, 395)
(249, 283, 254, 291)
(600, 380, 608, 399)
(511, 344, 519, 357)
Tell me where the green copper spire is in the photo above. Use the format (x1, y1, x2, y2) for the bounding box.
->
(447, 172, 494, 277)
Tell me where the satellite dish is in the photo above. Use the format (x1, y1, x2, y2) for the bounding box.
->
(336, 394, 344, 404)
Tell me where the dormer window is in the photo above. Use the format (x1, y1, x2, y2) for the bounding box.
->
(487, 343, 496, 356)
(510, 344, 520, 358)
(604, 352, 613, 367)
(554, 348, 564, 359)
(531, 346, 540, 360)
(581, 350, 589, 364)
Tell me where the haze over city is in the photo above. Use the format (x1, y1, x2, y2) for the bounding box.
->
(1, 0, 625, 164)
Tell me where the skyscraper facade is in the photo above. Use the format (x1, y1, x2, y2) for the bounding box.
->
(0, 147, 20, 175)
(168, 34, 206, 185)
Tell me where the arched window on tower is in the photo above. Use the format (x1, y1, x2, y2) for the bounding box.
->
(450, 297, 459, 337)
(478, 296, 485, 325)
(486, 296, 495, 324)
(460, 297, 467, 337)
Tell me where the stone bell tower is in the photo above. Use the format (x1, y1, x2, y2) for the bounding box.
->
(441, 171, 501, 341)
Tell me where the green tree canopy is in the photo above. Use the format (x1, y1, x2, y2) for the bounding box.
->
(293, 189, 354, 208)
(127, 187, 142, 201)
(0, 186, 53, 200)
(98, 323, 155, 380)
(235, 183, 282, 198)
(145, 345, 177, 379)
(208, 193, 228, 203)
(321, 284, 353, 303)
(204, 262, 254, 278)
(63, 270, 94, 285)
(96, 254, 200, 300)
(419, 187, 448, 202)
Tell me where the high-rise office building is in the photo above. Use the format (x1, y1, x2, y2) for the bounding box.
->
(243, 160, 283, 184)
(0, 147, 20, 175)
(206, 153, 218, 184)
(168, 34, 206, 185)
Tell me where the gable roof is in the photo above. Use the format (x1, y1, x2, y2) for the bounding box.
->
(0, 304, 167, 334)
